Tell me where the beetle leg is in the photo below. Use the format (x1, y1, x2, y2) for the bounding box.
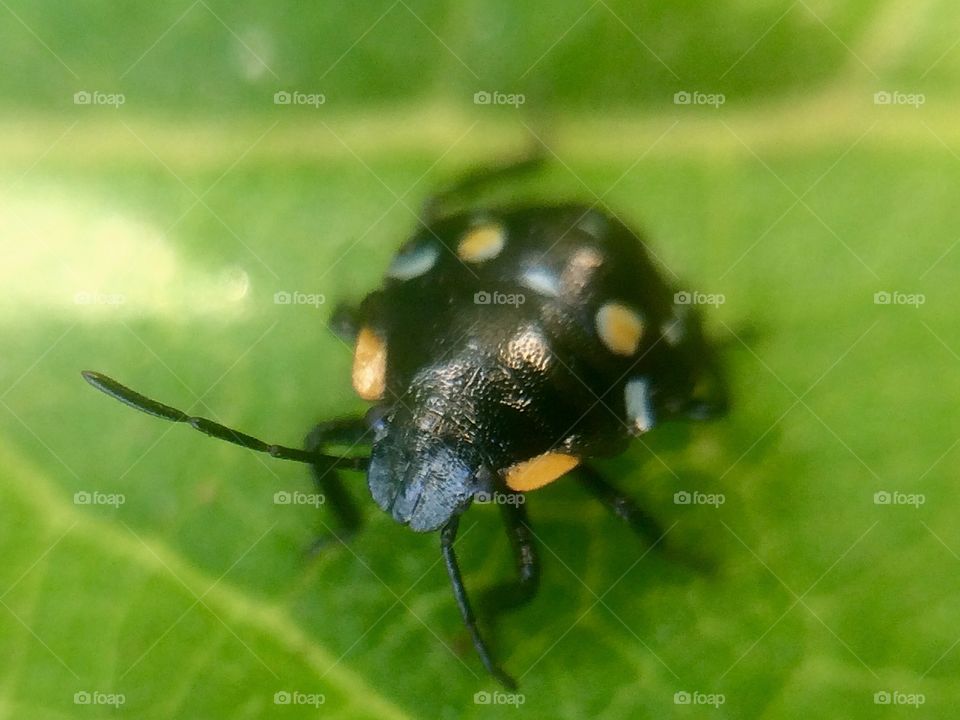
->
(480, 497, 540, 619)
(441, 518, 518, 689)
(578, 465, 713, 571)
(577, 464, 668, 548)
(304, 418, 370, 552)
(683, 345, 730, 421)
(677, 308, 731, 421)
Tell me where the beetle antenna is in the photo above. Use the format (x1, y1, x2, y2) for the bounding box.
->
(81, 371, 366, 469)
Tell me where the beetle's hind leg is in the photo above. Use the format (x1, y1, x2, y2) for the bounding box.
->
(578, 465, 666, 545)
(480, 497, 540, 620)
(577, 464, 711, 571)
(304, 417, 370, 554)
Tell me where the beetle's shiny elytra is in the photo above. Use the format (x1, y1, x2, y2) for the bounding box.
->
(354, 204, 721, 532)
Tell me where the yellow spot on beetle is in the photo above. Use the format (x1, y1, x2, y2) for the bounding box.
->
(352, 326, 387, 400)
(596, 302, 643, 356)
(504, 452, 580, 492)
(457, 223, 506, 263)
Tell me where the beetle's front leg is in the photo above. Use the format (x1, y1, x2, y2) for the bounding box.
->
(441, 517, 517, 689)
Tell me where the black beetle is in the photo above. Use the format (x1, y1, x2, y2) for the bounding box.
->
(83, 153, 727, 687)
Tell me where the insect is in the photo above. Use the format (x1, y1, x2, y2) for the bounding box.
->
(83, 153, 727, 688)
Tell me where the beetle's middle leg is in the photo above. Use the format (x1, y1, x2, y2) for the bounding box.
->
(480, 497, 540, 620)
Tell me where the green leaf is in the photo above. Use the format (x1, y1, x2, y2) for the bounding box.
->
(3, 2, 960, 717)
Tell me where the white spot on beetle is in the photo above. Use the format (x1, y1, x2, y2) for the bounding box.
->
(596, 302, 644, 356)
(563, 246, 604, 290)
(662, 317, 685, 346)
(520, 266, 560, 298)
(662, 306, 689, 346)
(625, 377, 655, 434)
(386, 243, 439, 280)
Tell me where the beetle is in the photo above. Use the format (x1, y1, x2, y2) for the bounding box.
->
(82, 153, 727, 688)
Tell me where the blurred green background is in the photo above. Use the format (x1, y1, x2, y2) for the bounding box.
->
(2, 1, 959, 718)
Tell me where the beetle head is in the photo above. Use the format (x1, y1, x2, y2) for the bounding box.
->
(364, 405, 492, 532)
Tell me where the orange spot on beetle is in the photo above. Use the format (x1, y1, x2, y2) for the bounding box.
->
(504, 452, 580, 492)
(352, 326, 387, 400)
